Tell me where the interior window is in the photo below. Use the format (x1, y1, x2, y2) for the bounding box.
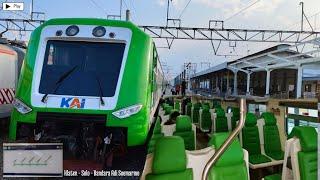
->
(285, 106, 319, 134)
(248, 103, 266, 117)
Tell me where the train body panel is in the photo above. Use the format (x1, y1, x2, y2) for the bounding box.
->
(0, 41, 25, 118)
(9, 18, 164, 147)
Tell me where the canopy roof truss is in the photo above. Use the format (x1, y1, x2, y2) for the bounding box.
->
(228, 38, 320, 73)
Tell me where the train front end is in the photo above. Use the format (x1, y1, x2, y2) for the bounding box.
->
(9, 18, 153, 165)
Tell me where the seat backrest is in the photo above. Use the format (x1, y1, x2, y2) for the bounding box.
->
(202, 102, 210, 109)
(174, 101, 181, 111)
(173, 115, 195, 150)
(192, 103, 201, 123)
(215, 108, 228, 132)
(231, 107, 240, 129)
(289, 126, 318, 180)
(154, 118, 162, 135)
(212, 100, 221, 109)
(186, 103, 192, 117)
(262, 112, 282, 154)
(207, 133, 248, 180)
(201, 107, 212, 131)
(242, 113, 261, 155)
(146, 136, 193, 180)
(147, 118, 164, 154)
(164, 106, 173, 115)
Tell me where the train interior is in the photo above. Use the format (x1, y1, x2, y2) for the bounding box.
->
(141, 95, 318, 180)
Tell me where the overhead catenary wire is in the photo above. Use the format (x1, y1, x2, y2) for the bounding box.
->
(127, 0, 141, 23)
(285, 10, 320, 30)
(224, 0, 262, 22)
(89, 0, 108, 16)
(178, 0, 192, 19)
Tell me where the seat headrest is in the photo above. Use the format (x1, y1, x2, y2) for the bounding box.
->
(164, 106, 173, 115)
(261, 112, 277, 126)
(162, 104, 169, 109)
(232, 107, 240, 114)
(193, 103, 201, 109)
(176, 115, 192, 132)
(202, 105, 210, 110)
(202, 102, 210, 108)
(152, 136, 187, 174)
(216, 108, 225, 117)
(245, 113, 257, 127)
(288, 126, 317, 152)
(214, 104, 222, 109)
(208, 133, 244, 166)
(202, 107, 210, 113)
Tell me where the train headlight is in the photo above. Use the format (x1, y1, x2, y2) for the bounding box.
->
(13, 99, 32, 114)
(112, 104, 142, 119)
(92, 26, 106, 37)
(66, 25, 79, 36)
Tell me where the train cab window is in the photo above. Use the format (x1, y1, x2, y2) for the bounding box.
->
(39, 40, 126, 97)
(285, 107, 319, 134)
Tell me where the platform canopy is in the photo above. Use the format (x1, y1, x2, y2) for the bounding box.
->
(227, 38, 320, 73)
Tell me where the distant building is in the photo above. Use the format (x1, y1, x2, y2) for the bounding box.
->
(190, 43, 320, 99)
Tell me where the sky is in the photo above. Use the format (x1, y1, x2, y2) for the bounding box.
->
(1, 0, 320, 79)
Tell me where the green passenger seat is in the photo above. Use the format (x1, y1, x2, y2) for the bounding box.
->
(231, 107, 240, 130)
(192, 103, 201, 123)
(207, 133, 248, 180)
(242, 113, 271, 164)
(264, 174, 281, 180)
(215, 108, 228, 132)
(200, 107, 212, 132)
(173, 115, 195, 150)
(261, 112, 284, 160)
(148, 118, 164, 153)
(186, 103, 192, 117)
(174, 101, 181, 111)
(202, 102, 210, 109)
(162, 104, 168, 112)
(161, 103, 168, 109)
(146, 136, 193, 180)
(289, 126, 318, 180)
(212, 100, 221, 109)
(164, 106, 173, 115)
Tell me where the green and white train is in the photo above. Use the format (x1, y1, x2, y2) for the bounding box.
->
(9, 18, 165, 154)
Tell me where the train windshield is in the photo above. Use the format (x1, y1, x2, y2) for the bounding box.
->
(39, 40, 126, 97)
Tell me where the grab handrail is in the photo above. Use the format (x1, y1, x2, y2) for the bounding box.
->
(201, 98, 246, 180)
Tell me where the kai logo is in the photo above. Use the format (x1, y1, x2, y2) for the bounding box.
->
(60, 97, 85, 109)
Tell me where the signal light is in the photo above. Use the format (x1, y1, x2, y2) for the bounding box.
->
(92, 26, 106, 37)
(66, 25, 79, 36)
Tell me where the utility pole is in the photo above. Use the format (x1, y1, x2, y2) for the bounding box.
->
(166, 0, 170, 26)
(299, 2, 313, 32)
(120, 0, 123, 20)
(300, 2, 304, 31)
(31, 0, 34, 18)
(126, 10, 130, 21)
